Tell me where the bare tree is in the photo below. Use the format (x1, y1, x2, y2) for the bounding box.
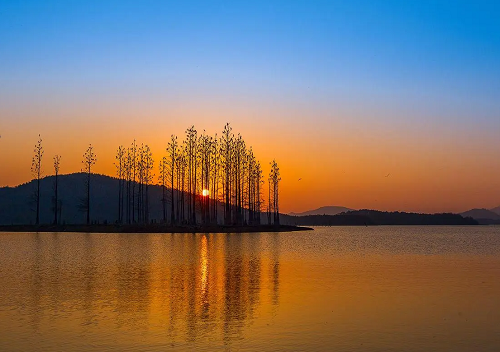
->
(31, 135, 43, 225)
(166, 135, 178, 225)
(176, 149, 187, 223)
(221, 123, 233, 225)
(184, 126, 198, 224)
(130, 140, 137, 223)
(159, 156, 168, 222)
(269, 160, 281, 225)
(82, 144, 97, 225)
(143, 144, 154, 224)
(115, 146, 125, 223)
(210, 134, 220, 224)
(53, 155, 61, 225)
(96, 124, 278, 228)
(124, 147, 132, 224)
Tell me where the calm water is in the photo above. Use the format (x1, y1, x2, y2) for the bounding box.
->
(1, 226, 500, 351)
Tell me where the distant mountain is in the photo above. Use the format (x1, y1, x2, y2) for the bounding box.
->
(282, 210, 477, 226)
(490, 206, 500, 216)
(460, 208, 500, 222)
(289, 206, 353, 216)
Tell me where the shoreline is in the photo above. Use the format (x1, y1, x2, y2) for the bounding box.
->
(0, 224, 313, 234)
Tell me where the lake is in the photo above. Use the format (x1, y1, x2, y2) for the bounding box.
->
(1, 226, 500, 351)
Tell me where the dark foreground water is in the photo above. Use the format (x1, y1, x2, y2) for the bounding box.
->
(1, 226, 500, 351)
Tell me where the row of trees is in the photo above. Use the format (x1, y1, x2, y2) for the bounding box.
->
(114, 124, 281, 226)
(114, 141, 154, 225)
(30, 124, 281, 226)
(30, 135, 96, 225)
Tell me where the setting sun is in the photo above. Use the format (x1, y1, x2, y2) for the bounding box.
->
(202, 189, 209, 197)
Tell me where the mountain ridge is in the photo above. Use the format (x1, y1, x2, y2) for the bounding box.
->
(460, 208, 500, 221)
(490, 206, 500, 216)
(0, 173, 487, 226)
(289, 205, 353, 216)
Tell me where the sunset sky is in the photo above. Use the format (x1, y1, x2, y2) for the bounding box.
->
(1, 1, 499, 213)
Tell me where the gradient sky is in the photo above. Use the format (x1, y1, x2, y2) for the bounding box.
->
(1, 0, 499, 213)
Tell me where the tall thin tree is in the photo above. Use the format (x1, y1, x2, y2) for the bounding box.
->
(53, 155, 61, 225)
(166, 135, 178, 225)
(131, 140, 137, 223)
(82, 144, 97, 225)
(269, 160, 281, 225)
(159, 156, 168, 222)
(115, 146, 125, 223)
(143, 144, 154, 224)
(31, 135, 43, 225)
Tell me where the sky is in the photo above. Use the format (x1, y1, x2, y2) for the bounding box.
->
(1, 0, 499, 213)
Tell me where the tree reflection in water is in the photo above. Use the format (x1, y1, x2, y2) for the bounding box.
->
(18, 232, 281, 347)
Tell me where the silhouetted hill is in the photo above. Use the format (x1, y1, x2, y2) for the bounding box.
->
(0, 174, 480, 226)
(0, 173, 265, 226)
(280, 210, 477, 226)
(289, 205, 353, 216)
(460, 208, 500, 224)
(0, 173, 169, 225)
(490, 206, 500, 216)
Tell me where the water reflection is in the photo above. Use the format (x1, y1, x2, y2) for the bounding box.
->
(4, 232, 281, 347)
(4, 227, 500, 351)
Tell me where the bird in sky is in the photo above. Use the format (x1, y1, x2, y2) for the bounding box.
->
(298, 178, 302, 181)
(385, 173, 390, 178)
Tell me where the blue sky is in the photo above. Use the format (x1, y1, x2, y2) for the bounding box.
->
(1, 1, 499, 114)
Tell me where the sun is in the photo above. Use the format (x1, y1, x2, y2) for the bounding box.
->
(202, 189, 210, 197)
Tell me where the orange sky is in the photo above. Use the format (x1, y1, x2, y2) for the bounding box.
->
(1, 97, 499, 214)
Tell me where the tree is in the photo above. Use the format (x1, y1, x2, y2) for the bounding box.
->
(143, 144, 154, 224)
(220, 123, 233, 225)
(269, 160, 281, 225)
(166, 135, 178, 224)
(82, 144, 97, 225)
(53, 155, 61, 225)
(159, 156, 168, 222)
(130, 140, 137, 223)
(31, 135, 43, 225)
(115, 146, 125, 223)
(184, 126, 198, 224)
(124, 147, 133, 224)
(210, 134, 220, 224)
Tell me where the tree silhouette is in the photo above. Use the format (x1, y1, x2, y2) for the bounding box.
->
(82, 144, 97, 225)
(53, 155, 61, 225)
(143, 144, 154, 223)
(115, 146, 125, 223)
(130, 140, 137, 223)
(21, 124, 282, 227)
(269, 160, 281, 225)
(184, 126, 198, 224)
(166, 135, 178, 224)
(124, 147, 132, 224)
(31, 135, 43, 225)
(210, 134, 220, 224)
(159, 156, 168, 222)
(220, 123, 233, 225)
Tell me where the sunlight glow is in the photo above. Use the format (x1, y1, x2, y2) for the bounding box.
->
(202, 189, 210, 197)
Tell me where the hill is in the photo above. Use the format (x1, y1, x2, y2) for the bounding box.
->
(289, 206, 353, 216)
(491, 206, 500, 216)
(281, 210, 478, 226)
(0, 173, 480, 227)
(0, 173, 169, 225)
(0, 173, 268, 226)
(460, 208, 500, 224)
